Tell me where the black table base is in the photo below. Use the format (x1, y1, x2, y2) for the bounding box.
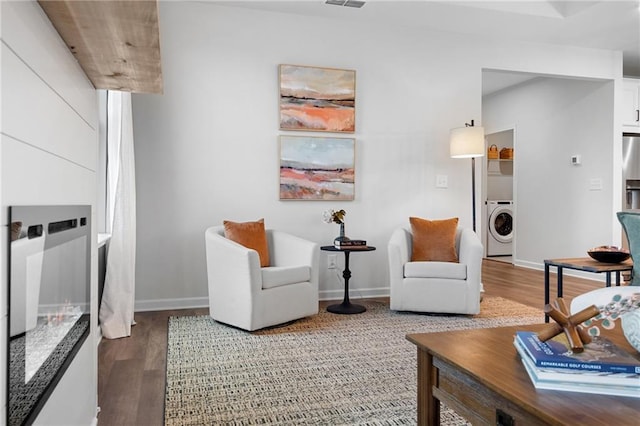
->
(320, 245, 376, 315)
(327, 301, 366, 315)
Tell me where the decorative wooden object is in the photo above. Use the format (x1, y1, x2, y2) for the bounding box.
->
(537, 297, 600, 353)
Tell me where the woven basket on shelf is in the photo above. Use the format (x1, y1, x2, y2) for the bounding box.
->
(499, 147, 514, 159)
(487, 144, 499, 159)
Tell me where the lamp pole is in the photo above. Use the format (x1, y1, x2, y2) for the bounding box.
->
(471, 156, 477, 232)
(450, 119, 484, 233)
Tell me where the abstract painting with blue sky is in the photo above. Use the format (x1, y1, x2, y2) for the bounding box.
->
(279, 136, 355, 200)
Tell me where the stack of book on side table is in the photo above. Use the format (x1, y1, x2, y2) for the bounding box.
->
(513, 331, 640, 397)
(334, 239, 367, 249)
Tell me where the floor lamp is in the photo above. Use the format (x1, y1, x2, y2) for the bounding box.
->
(450, 120, 485, 232)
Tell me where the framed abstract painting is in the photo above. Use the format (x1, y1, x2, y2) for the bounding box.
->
(279, 135, 355, 200)
(279, 64, 356, 133)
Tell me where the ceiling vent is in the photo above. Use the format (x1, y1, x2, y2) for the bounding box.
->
(326, 0, 366, 8)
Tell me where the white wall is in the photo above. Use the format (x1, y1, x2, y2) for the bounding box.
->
(1, 1, 98, 424)
(483, 77, 615, 268)
(132, 2, 622, 309)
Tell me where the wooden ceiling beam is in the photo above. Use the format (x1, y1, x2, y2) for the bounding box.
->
(38, 0, 163, 94)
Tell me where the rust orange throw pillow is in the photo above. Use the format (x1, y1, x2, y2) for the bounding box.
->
(409, 217, 459, 262)
(223, 219, 270, 267)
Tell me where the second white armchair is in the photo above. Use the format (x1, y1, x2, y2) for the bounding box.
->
(388, 226, 483, 314)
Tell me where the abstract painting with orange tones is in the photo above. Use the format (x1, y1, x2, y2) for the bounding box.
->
(280, 136, 355, 200)
(279, 64, 355, 133)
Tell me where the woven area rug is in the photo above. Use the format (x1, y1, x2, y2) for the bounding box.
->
(164, 297, 543, 425)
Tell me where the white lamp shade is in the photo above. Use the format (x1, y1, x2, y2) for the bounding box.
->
(450, 126, 485, 158)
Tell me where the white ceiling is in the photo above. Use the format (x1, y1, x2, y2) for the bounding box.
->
(212, 0, 640, 78)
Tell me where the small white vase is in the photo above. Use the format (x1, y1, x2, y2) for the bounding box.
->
(621, 310, 640, 352)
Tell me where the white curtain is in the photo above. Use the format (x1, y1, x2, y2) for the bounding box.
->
(99, 91, 137, 339)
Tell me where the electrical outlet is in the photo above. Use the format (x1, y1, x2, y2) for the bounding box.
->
(327, 254, 337, 269)
(436, 174, 448, 188)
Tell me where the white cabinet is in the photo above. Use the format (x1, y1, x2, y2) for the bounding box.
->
(622, 78, 640, 130)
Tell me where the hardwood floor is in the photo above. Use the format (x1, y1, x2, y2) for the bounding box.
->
(96, 259, 609, 425)
(97, 308, 207, 425)
(481, 258, 606, 309)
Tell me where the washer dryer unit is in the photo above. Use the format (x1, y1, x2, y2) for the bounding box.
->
(486, 200, 514, 256)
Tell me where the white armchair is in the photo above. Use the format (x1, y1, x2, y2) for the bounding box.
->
(205, 226, 320, 331)
(388, 226, 483, 314)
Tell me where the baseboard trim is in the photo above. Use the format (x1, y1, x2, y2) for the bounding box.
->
(513, 259, 609, 283)
(319, 286, 390, 301)
(133, 258, 613, 313)
(134, 288, 391, 312)
(134, 297, 209, 312)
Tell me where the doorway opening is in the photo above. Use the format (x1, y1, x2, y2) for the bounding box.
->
(484, 129, 515, 264)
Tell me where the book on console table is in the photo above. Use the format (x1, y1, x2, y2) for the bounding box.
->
(334, 239, 367, 249)
(515, 331, 640, 375)
(514, 337, 640, 389)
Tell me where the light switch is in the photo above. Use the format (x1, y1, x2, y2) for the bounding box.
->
(436, 175, 448, 188)
(589, 178, 603, 191)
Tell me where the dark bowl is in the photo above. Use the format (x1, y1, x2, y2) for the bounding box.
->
(587, 246, 630, 263)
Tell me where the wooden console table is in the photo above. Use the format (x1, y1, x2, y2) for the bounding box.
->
(544, 258, 633, 322)
(407, 324, 640, 426)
